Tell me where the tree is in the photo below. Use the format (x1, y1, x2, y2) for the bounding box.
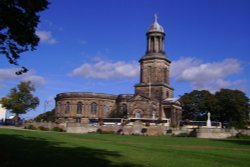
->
(109, 104, 127, 118)
(215, 89, 249, 128)
(0, 81, 39, 123)
(34, 109, 55, 122)
(180, 89, 250, 128)
(0, 0, 49, 74)
(180, 90, 218, 121)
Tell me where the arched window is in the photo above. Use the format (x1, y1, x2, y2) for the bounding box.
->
(166, 91, 169, 98)
(104, 105, 110, 116)
(122, 104, 127, 115)
(76, 117, 81, 123)
(150, 37, 154, 52)
(91, 102, 97, 114)
(148, 66, 152, 82)
(77, 102, 83, 114)
(57, 102, 61, 112)
(65, 102, 70, 113)
(135, 112, 141, 118)
(164, 68, 167, 83)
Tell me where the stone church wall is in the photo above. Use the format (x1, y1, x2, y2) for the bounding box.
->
(55, 92, 117, 123)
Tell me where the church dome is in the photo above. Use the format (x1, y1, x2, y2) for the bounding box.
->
(148, 14, 164, 33)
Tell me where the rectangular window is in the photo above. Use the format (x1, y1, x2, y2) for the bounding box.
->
(76, 118, 81, 123)
(164, 68, 167, 83)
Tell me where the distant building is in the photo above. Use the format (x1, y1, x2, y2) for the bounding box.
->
(55, 15, 182, 127)
(0, 103, 6, 121)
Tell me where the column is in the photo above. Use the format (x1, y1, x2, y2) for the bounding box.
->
(162, 38, 165, 51)
(154, 37, 157, 52)
(140, 66, 143, 83)
(159, 37, 162, 51)
(147, 37, 150, 52)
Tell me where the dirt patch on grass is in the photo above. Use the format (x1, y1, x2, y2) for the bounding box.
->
(165, 145, 250, 152)
(166, 145, 225, 149)
(118, 141, 139, 145)
(71, 138, 113, 143)
(232, 148, 250, 152)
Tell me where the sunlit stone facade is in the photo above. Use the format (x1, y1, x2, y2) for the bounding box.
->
(55, 15, 182, 127)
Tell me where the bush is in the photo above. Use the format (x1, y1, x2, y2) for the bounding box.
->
(166, 129, 172, 134)
(96, 128, 102, 134)
(235, 133, 250, 139)
(51, 127, 64, 132)
(96, 128, 115, 134)
(141, 128, 147, 134)
(174, 133, 190, 137)
(26, 125, 37, 130)
(117, 129, 123, 134)
(101, 131, 115, 134)
(38, 126, 49, 131)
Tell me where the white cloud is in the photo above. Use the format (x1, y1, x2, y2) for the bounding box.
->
(171, 58, 244, 92)
(70, 57, 245, 92)
(0, 68, 19, 82)
(22, 75, 46, 86)
(0, 68, 46, 87)
(70, 60, 140, 79)
(36, 30, 56, 44)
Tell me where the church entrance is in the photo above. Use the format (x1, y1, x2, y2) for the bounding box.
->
(163, 108, 171, 119)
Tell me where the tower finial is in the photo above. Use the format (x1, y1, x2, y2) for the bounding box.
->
(154, 13, 158, 23)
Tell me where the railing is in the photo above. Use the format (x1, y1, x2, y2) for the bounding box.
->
(181, 121, 222, 128)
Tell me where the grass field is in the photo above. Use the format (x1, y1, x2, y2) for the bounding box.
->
(0, 128, 250, 167)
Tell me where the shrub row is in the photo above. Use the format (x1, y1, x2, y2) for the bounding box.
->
(24, 125, 65, 132)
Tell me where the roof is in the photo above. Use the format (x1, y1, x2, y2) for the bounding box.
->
(148, 14, 164, 33)
(162, 98, 181, 104)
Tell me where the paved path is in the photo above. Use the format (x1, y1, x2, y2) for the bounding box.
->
(0, 125, 25, 130)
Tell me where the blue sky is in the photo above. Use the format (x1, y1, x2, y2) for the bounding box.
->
(0, 0, 250, 119)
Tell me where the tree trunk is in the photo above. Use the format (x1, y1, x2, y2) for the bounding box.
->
(15, 113, 19, 126)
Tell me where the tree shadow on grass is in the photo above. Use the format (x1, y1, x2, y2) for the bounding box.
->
(0, 134, 144, 167)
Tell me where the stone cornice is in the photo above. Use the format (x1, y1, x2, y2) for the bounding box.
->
(55, 92, 117, 100)
(139, 53, 171, 63)
(134, 83, 174, 90)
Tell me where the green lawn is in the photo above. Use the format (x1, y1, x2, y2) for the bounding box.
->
(0, 128, 249, 167)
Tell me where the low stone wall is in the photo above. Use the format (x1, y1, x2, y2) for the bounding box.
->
(171, 127, 250, 139)
(66, 123, 98, 133)
(65, 123, 167, 135)
(118, 125, 166, 135)
(196, 128, 236, 139)
(196, 128, 250, 139)
(237, 129, 250, 135)
(24, 122, 250, 138)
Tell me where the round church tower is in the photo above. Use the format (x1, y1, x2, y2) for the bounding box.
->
(135, 14, 174, 101)
(129, 15, 182, 127)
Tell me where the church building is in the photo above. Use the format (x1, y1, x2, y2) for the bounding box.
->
(55, 15, 182, 127)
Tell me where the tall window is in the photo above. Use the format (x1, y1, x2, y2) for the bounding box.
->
(91, 102, 97, 114)
(65, 102, 70, 113)
(57, 102, 61, 112)
(76, 117, 81, 123)
(164, 68, 167, 83)
(77, 102, 83, 114)
(104, 105, 110, 116)
(150, 37, 154, 52)
(148, 66, 152, 82)
(166, 91, 169, 98)
(122, 104, 127, 115)
(135, 112, 141, 118)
